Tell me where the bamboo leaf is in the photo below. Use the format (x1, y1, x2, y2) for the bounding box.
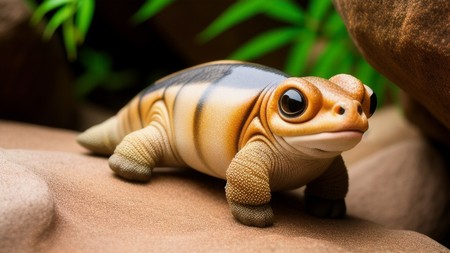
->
(333, 53, 354, 75)
(229, 27, 300, 60)
(75, 73, 101, 98)
(322, 11, 346, 38)
(81, 48, 111, 74)
(131, 0, 175, 24)
(75, 49, 112, 97)
(62, 18, 77, 60)
(263, 0, 305, 25)
(43, 4, 75, 40)
(311, 40, 347, 77)
(76, 0, 95, 43)
(103, 71, 137, 91)
(31, 0, 74, 25)
(198, 0, 266, 42)
(355, 59, 375, 84)
(308, 0, 332, 21)
(284, 31, 315, 75)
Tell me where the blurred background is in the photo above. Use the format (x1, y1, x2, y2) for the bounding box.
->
(0, 0, 395, 130)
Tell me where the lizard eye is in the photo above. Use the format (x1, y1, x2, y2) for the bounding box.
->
(369, 92, 377, 115)
(279, 88, 307, 118)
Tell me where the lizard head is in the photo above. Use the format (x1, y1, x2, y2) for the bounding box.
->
(266, 74, 376, 158)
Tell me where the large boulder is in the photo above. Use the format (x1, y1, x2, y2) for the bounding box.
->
(333, 0, 450, 145)
(0, 120, 448, 252)
(333, 0, 450, 246)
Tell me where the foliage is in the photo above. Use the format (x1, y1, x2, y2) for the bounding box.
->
(198, 0, 392, 102)
(131, 0, 175, 24)
(29, 0, 94, 60)
(28, 0, 394, 104)
(28, 0, 172, 59)
(74, 48, 138, 98)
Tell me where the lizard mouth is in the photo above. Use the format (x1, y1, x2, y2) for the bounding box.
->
(282, 131, 364, 154)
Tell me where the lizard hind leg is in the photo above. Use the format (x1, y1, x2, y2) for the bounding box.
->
(304, 156, 348, 219)
(109, 123, 168, 182)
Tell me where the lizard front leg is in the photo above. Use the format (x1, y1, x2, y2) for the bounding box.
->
(304, 155, 348, 218)
(225, 141, 275, 227)
(108, 123, 168, 182)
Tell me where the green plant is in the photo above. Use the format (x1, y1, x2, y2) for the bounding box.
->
(74, 48, 138, 98)
(29, 0, 395, 104)
(29, 0, 94, 60)
(131, 0, 175, 24)
(28, 0, 171, 60)
(197, 0, 392, 103)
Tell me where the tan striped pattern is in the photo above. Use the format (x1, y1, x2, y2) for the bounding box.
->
(78, 61, 375, 183)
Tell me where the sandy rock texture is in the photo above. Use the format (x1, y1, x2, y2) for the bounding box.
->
(0, 108, 449, 252)
(333, 0, 450, 144)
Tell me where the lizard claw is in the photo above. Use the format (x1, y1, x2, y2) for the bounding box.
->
(109, 154, 152, 182)
(229, 201, 274, 227)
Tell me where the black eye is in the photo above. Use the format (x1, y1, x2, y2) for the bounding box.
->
(279, 89, 307, 117)
(369, 92, 377, 115)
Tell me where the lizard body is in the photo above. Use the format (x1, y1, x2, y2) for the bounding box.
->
(78, 60, 376, 227)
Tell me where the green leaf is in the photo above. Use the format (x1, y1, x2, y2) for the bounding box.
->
(80, 48, 112, 75)
(308, 0, 333, 21)
(198, 0, 266, 42)
(334, 54, 354, 74)
(322, 11, 346, 38)
(229, 27, 300, 61)
(103, 71, 137, 91)
(76, 0, 95, 43)
(30, 0, 74, 25)
(62, 18, 77, 60)
(263, 0, 305, 25)
(75, 49, 112, 97)
(284, 31, 316, 76)
(75, 73, 101, 98)
(43, 4, 75, 40)
(355, 59, 375, 84)
(311, 40, 347, 77)
(131, 0, 175, 24)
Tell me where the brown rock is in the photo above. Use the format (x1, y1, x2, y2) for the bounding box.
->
(0, 120, 448, 252)
(347, 137, 450, 243)
(334, 2, 450, 245)
(0, 157, 54, 253)
(333, 0, 450, 135)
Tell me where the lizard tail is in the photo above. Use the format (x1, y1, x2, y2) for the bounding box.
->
(77, 93, 149, 155)
(77, 116, 123, 155)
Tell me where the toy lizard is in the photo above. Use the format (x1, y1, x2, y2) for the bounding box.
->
(77, 60, 376, 227)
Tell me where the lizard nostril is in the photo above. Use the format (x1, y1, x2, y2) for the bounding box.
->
(357, 105, 363, 115)
(337, 106, 346, 115)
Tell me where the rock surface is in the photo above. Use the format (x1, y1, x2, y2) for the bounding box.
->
(333, 0, 450, 138)
(0, 113, 448, 252)
(333, 1, 450, 246)
(347, 137, 450, 243)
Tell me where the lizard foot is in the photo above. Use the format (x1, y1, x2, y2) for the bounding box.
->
(305, 194, 346, 219)
(109, 153, 152, 182)
(229, 201, 274, 227)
